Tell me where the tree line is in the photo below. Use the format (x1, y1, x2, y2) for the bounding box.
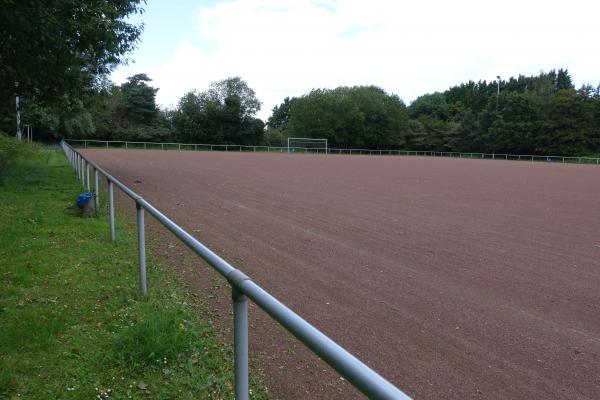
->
(267, 69, 600, 156)
(1, 2, 599, 156)
(407, 69, 600, 155)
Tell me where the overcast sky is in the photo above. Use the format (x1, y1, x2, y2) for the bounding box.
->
(112, 0, 600, 120)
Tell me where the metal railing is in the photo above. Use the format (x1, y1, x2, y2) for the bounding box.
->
(60, 140, 411, 400)
(66, 139, 600, 165)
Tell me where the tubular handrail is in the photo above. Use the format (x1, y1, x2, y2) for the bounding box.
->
(60, 140, 411, 400)
(65, 139, 600, 165)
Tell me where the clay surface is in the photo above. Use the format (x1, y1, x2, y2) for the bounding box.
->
(81, 149, 600, 399)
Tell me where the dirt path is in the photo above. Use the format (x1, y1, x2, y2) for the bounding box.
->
(81, 149, 600, 399)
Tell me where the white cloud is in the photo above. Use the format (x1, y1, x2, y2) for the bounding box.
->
(112, 0, 600, 120)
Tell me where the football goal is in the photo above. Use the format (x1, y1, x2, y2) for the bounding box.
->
(287, 138, 328, 154)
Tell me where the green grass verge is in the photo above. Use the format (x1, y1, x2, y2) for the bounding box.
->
(0, 145, 266, 399)
(0, 134, 36, 183)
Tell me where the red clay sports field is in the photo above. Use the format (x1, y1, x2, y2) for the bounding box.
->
(80, 149, 600, 399)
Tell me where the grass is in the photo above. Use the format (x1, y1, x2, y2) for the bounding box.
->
(0, 133, 35, 183)
(0, 142, 266, 399)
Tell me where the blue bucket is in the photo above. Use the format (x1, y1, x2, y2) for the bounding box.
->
(76, 193, 96, 209)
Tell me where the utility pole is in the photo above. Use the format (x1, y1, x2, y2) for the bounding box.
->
(15, 81, 22, 140)
(495, 76, 501, 112)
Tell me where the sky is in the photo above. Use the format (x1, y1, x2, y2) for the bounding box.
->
(112, 0, 600, 120)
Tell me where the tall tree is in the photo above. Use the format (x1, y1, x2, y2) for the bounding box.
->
(120, 74, 159, 124)
(267, 97, 296, 133)
(172, 77, 264, 145)
(283, 86, 409, 148)
(207, 77, 261, 121)
(556, 68, 574, 91)
(89, 74, 170, 142)
(0, 0, 144, 136)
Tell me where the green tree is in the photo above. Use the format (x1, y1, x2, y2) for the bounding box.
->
(89, 75, 170, 142)
(479, 92, 539, 154)
(556, 68, 574, 91)
(266, 97, 297, 145)
(537, 89, 589, 155)
(282, 86, 409, 148)
(120, 74, 159, 124)
(172, 77, 264, 145)
(0, 1, 144, 128)
(207, 77, 261, 120)
(408, 93, 449, 121)
(409, 69, 598, 156)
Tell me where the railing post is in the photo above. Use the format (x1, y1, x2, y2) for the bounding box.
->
(136, 201, 148, 296)
(233, 289, 249, 400)
(108, 179, 115, 241)
(86, 162, 90, 191)
(94, 168, 99, 210)
(228, 271, 250, 400)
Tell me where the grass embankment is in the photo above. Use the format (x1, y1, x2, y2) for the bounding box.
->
(0, 138, 265, 399)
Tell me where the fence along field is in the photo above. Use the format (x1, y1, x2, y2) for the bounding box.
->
(61, 141, 411, 400)
(68, 139, 600, 164)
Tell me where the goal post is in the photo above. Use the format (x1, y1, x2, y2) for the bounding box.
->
(287, 138, 328, 154)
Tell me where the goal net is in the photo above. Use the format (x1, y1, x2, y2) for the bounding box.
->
(287, 138, 328, 154)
